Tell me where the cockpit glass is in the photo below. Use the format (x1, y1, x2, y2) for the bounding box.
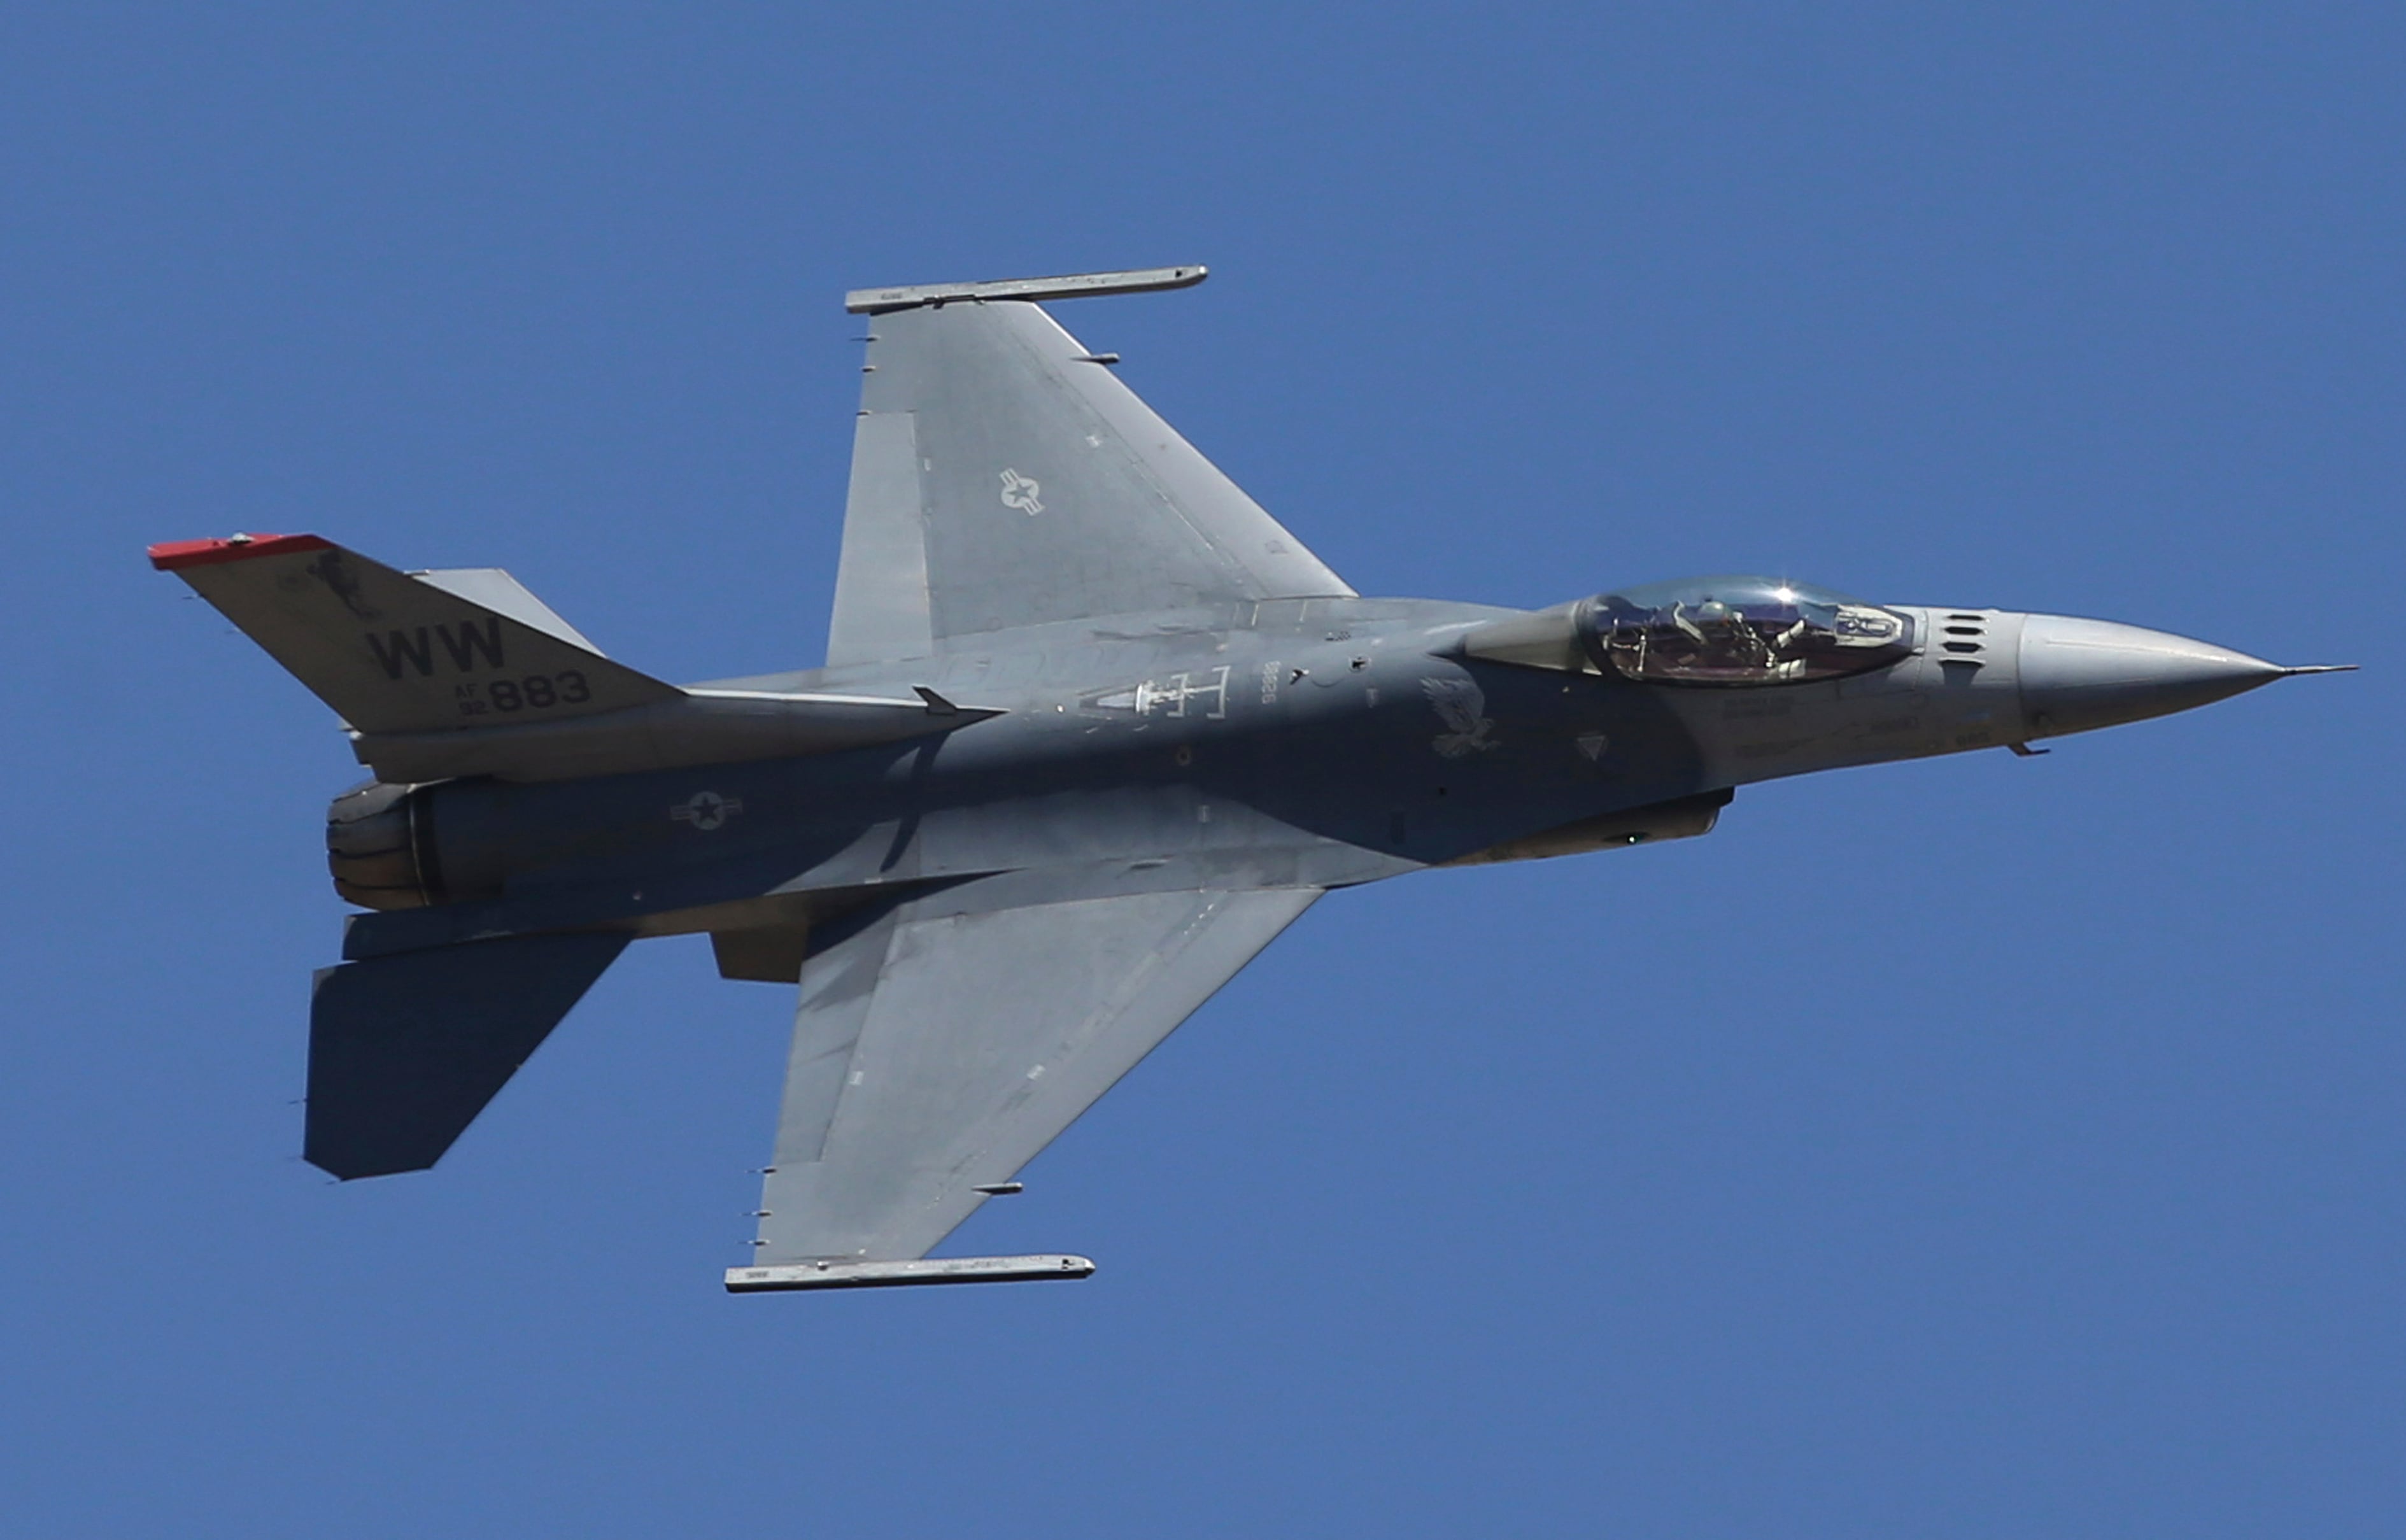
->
(1579, 577, 1911, 687)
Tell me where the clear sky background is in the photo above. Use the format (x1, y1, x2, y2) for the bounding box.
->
(3, 5, 2400, 1535)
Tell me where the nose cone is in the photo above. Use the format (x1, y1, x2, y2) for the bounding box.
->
(2019, 614, 2284, 738)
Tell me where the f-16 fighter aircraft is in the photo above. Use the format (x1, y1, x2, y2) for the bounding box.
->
(153, 267, 2349, 1293)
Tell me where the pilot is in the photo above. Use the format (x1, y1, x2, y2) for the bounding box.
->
(1671, 598, 1774, 677)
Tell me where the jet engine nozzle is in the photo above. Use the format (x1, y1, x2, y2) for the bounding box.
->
(2018, 615, 2283, 740)
(327, 781, 441, 911)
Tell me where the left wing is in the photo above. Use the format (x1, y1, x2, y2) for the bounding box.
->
(748, 886, 1321, 1269)
(826, 267, 1353, 667)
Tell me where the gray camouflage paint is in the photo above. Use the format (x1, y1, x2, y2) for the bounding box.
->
(158, 267, 2336, 1278)
(344, 598, 2056, 964)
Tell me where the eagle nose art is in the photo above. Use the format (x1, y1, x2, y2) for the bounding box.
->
(2016, 614, 2286, 738)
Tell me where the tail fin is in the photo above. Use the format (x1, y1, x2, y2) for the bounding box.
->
(151, 533, 679, 735)
(306, 931, 630, 1179)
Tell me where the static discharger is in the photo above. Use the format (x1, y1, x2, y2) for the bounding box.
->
(726, 1254, 1095, 1293)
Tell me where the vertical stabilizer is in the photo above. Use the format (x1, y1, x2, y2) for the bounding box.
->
(152, 534, 679, 735)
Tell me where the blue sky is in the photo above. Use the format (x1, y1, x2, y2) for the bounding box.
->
(3, 5, 2400, 1535)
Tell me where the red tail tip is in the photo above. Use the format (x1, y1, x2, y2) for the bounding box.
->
(148, 533, 332, 571)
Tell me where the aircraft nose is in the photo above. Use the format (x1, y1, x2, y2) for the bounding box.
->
(2018, 614, 2286, 739)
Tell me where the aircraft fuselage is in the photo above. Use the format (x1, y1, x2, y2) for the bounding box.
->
(331, 591, 2285, 971)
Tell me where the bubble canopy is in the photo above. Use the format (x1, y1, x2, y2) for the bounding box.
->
(1577, 576, 1913, 686)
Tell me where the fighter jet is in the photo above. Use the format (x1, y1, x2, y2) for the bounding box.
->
(152, 267, 2348, 1293)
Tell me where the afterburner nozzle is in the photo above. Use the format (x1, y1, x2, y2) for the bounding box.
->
(2018, 615, 2286, 739)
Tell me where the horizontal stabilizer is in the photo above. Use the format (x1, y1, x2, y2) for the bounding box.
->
(152, 533, 679, 736)
(411, 568, 601, 651)
(306, 931, 630, 1179)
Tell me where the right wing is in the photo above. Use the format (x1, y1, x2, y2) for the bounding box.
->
(753, 884, 1322, 1264)
(826, 267, 1353, 666)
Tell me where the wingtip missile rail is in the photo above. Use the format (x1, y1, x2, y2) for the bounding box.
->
(844, 265, 1206, 314)
(725, 1255, 1098, 1293)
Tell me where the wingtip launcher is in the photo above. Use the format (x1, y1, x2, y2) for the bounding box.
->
(725, 1254, 1096, 1293)
(844, 265, 1206, 314)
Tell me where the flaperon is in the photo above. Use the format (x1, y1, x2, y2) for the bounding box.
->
(152, 266, 2349, 1293)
